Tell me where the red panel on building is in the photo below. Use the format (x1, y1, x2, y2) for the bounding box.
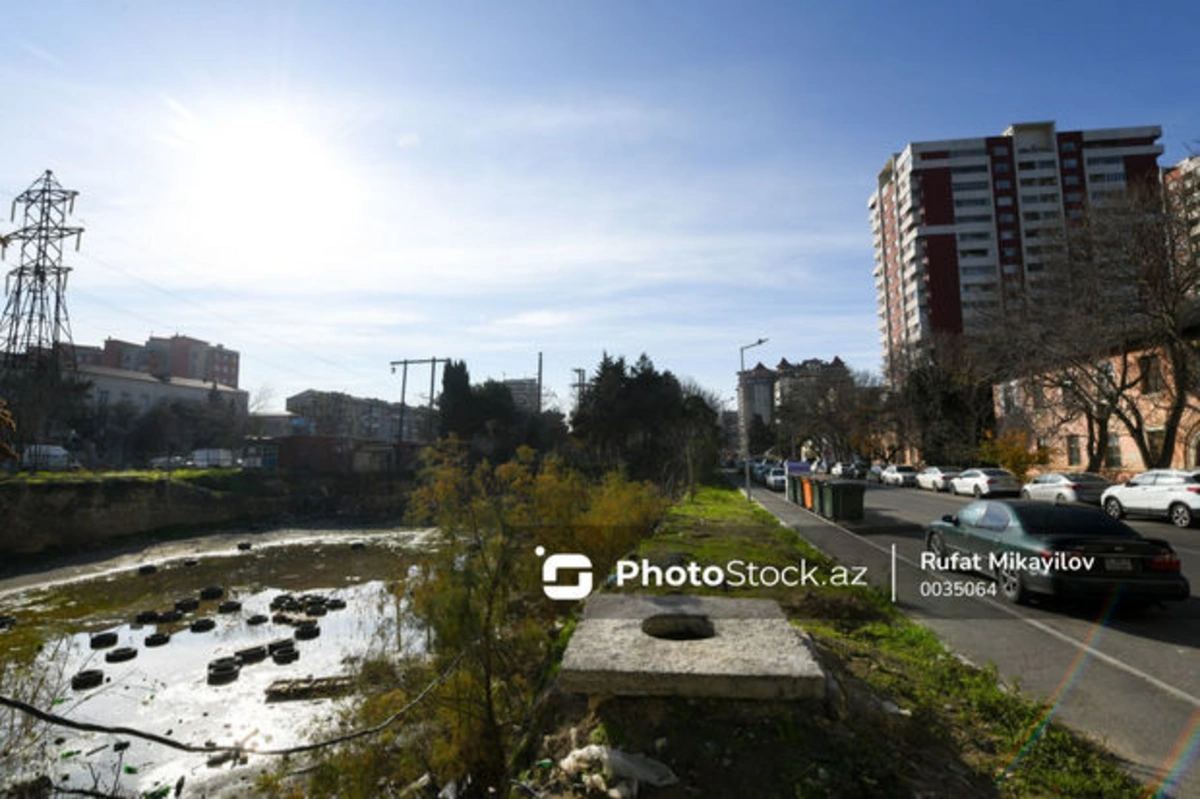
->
(924, 234, 963, 335)
(918, 167, 954, 225)
(1124, 154, 1160, 197)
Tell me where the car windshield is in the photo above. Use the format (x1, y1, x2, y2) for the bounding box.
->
(982, 469, 1012, 477)
(1012, 505, 1140, 538)
(897, 466, 915, 473)
(1066, 473, 1108, 483)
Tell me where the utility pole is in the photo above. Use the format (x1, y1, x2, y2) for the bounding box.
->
(0, 171, 84, 369)
(536, 351, 543, 414)
(390, 357, 448, 445)
(0, 171, 85, 458)
(572, 368, 587, 415)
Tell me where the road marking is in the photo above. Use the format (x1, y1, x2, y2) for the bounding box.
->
(763, 494, 1200, 710)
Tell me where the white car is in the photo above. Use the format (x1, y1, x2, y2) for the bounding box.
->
(881, 465, 917, 487)
(949, 468, 1021, 497)
(1020, 472, 1111, 505)
(765, 467, 786, 491)
(1101, 469, 1200, 528)
(916, 466, 960, 492)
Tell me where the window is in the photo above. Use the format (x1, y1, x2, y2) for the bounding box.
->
(1061, 141, 1078, 153)
(955, 198, 990, 207)
(997, 196, 1013, 206)
(999, 213, 1015, 223)
(1000, 230, 1016, 240)
(955, 180, 990, 191)
(994, 162, 1010, 174)
(1063, 175, 1080, 186)
(992, 145, 1009, 157)
(995, 179, 1012, 190)
(1148, 429, 1166, 463)
(1062, 158, 1078, 169)
(1105, 435, 1122, 468)
(98, 390, 109, 405)
(1065, 191, 1083, 202)
(1139, 354, 1164, 393)
(952, 165, 989, 174)
(1067, 435, 1081, 466)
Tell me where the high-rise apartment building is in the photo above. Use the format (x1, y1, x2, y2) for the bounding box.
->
(869, 121, 1163, 383)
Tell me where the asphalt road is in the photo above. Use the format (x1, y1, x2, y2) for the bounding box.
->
(745, 478, 1200, 798)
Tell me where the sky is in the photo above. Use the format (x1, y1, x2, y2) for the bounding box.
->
(2, 1, 1199, 414)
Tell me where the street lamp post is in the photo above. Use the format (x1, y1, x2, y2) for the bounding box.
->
(739, 337, 768, 502)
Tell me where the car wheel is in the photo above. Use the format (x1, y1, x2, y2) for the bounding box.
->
(1104, 498, 1124, 519)
(1055, 493, 1067, 505)
(973, 486, 982, 498)
(927, 531, 948, 559)
(996, 564, 1028, 604)
(1169, 503, 1194, 528)
(1020, 489, 1031, 500)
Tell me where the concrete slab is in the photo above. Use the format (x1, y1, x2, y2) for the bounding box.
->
(559, 594, 826, 700)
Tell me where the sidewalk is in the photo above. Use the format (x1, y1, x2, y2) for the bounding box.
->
(736, 481, 898, 597)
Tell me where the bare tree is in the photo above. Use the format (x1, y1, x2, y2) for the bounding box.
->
(978, 180, 1200, 471)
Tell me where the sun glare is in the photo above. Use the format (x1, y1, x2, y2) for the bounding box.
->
(167, 104, 363, 281)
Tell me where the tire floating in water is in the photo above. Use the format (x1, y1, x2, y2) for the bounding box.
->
(71, 670, 104, 691)
(138, 564, 157, 575)
(246, 614, 269, 626)
(89, 632, 118, 650)
(304, 604, 327, 617)
(183, 558, 199, 567)
(199, 586, 224, 601)
(325, 598, 346, 611)
(207, 658, 240, 685)
(237, 542, 253, 551)
(294, 622, 320, 641)
(157, 610, 183, 623)
(0, 615, 16, 631)
(190, 618, 216, 633)
(271, 648, 299, 665)
(105, 647, 138, 664)
(174, 597, 200, 613)
(267, 638, 296, 655)
(217, 600, 242, 614)
(145, 632, 171, 647)
(135, 610, 159, 624)
(235, 645, 267, 664)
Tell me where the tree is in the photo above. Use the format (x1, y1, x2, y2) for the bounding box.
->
(570, 353, 720, 493)
(0, 398, 16, 464)
(978, 183, 1200, 471)
(893, 338, 996, 465)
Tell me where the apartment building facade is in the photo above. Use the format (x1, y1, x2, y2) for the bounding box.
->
(71, 335, 241, 388)
(870, 121, 1163, 384)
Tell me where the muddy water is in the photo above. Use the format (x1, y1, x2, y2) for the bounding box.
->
(0, 527, 433, 797)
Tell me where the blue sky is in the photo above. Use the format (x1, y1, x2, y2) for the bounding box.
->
(2, 1, 1199, 413)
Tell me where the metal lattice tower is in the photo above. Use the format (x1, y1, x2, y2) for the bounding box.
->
(0, 170, 84, 370)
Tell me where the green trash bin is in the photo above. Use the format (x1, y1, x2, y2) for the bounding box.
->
(818, 480, 834, 518)
(828, 480, 866, 522)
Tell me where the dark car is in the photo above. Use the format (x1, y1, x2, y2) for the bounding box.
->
(924, 500, 1190, 606)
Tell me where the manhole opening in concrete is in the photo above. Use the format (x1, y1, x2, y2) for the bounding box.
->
(641, 613, 715, 641)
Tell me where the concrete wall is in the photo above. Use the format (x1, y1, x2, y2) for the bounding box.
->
(0, 474, 410, 556)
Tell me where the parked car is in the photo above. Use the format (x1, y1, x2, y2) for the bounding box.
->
(765, 467, 786, 491)
(1101, 469, 1200, 528)
(949, 468, 1021, 497)
(925, 500, 1190, 605)
(867, 464, 885, 484)
(917, 466, 961, 492)
(881, 464, 918, 487)
(1021, 472, 1112, 505)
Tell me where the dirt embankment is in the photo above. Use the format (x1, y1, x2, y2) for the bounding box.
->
(0, 472, 411, 557)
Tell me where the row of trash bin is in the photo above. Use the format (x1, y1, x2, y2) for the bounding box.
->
(786, 475, 865, 521)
